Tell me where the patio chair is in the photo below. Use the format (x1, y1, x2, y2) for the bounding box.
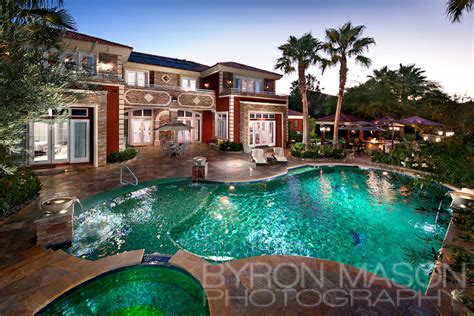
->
(251, 149, 267, 165)
(273, 147, 288, 163)
(176, 143, 187, 157)
(161, 142, 172, 157)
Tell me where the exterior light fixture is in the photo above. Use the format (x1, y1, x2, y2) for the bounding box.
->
(229, 185, 235, 191)
(98, 62, 113, 72)
(319, 126, 330, 132)
(437, 130, 444, 136)
(204, 82, 210, 88)
(446, 131, 454, 137)
(435, 137, 441, 143)
(227, 80, 232, 85)
(171, 96, 178, 103)
(423, 136, 429, 141)
(48, 108, 53, 117)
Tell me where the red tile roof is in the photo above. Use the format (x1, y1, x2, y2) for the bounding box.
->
(210, 61, 282, 77)
(288, 109, 303, 116)
(64, 31, 132, 49)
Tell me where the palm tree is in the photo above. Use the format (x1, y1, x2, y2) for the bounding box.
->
(321, 22, 375, 148)
(395, 64, 429, 103)
(446, 0, 473, 22)
(1, 0, 76, 54)
(275, 33, 322, 150)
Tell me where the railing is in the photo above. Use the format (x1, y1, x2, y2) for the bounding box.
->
(220, 88, 287, 97)
(125, 82, 215, 94)
(120, 164, 138, 186)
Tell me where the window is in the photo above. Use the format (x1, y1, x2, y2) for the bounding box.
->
(70, 108, 89, 117)
(216, 112, 228, 139)
(126, 70, 147, 87)
(235, 76, 262, 93)
(62, 52, 96, 74)
(248, 113, 276, 147)
(181, 77, 196, 91)
(132, 109, 153, 117)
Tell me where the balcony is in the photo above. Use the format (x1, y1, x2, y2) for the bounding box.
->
(220, 88, 287, 100)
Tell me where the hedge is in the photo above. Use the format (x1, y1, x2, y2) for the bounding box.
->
(0, 167, 41, 218)
(219, 141, 243, 152)
(107, 147, 138, 163)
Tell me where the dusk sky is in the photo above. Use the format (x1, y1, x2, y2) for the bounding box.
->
(65, 0, 473, 98)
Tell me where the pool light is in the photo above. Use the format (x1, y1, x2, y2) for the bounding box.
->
(229, 185, 235, 191)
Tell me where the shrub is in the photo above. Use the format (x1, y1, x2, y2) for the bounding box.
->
(291, 143, 346, 160)
(219, 141, 243, 152)
(107, 147, 138, 163)
(0, 167, 41, 217)
(289, 128, 302, 143)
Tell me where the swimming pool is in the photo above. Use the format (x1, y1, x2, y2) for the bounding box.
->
(68, 166, 451, 291)
(40, 265, 209, 315)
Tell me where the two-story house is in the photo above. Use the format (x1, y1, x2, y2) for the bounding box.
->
(29, 31, 288, 168)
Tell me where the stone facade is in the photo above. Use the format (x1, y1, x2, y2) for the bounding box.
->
(35, 206, 73, 248)
(154, 71, 180, 87)
(125, 88, 171, 106)
(124, 87, 215, 111)
(238, 102, 288, 153)
(69, 90, 108, 166)
(264, 79, 276, 93)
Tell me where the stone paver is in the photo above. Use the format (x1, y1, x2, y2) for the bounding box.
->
(170, 250, 440, 316)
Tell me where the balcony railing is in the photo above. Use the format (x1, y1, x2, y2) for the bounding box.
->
(125, 82, 215, 94)
(220, 88, 287, 98)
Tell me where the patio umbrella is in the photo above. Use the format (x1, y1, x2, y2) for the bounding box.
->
(372, 117, 404, 147)
(339, 121, 386, 131)
(397, 116, 442, 126)
(154, 119, 193, 144)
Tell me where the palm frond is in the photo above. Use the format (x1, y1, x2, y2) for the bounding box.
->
(446, 0, 473, 22)
(25, 8, 76, 30)
(355, 55, 372, 68)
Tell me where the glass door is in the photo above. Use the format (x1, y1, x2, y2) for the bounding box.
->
(32, 122, 50, 163)
(131, 118, 153, 145)
(31, 121, 69, 164)
(70, 120, 90, 163)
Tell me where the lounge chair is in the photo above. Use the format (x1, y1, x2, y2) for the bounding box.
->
(251, 149, 267, 165)
(273, 147, 288, 163)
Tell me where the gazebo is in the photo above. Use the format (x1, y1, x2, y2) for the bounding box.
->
(316, 113, 364, 145)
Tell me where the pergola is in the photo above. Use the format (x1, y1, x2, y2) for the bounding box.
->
(316, 113, 365, 144)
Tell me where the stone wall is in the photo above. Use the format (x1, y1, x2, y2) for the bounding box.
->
(238, 102, 288, 153)
(153, 71, 180, 87)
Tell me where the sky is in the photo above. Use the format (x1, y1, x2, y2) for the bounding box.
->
(64, 0, 473, 97)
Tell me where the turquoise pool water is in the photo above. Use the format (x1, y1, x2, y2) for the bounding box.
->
(40, 265, 209, 315)
(69, 166, 450, 291)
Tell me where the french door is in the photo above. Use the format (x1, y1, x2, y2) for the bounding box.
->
(131, 118, 153, 145)
(70, 120, 90, 163)
(177, 111, 201, 143)
(31, 121, 70, 164)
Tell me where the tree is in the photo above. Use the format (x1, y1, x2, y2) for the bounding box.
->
(446, 0, 473, 22)
(321, 22, 375, 148)
(0, 0, 78, 174)
(275, 33, 323, 150)
(288, 74, 325, 117)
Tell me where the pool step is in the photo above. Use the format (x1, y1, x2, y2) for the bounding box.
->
(142, 253, 173, 264)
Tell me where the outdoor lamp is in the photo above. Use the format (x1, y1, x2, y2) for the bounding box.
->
(204, 82, 210, 88)
(435, 137, 441, 142)
(446, 131, 454, 137)
(98, 62, 113, 72)
(423, 136, 429, 141)
(437, 130, 444, 136)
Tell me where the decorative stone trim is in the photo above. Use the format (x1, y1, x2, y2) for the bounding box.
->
(178, 92, 215, 109)
(124, 88, 171, 106)
(229, 96, 234, 141)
